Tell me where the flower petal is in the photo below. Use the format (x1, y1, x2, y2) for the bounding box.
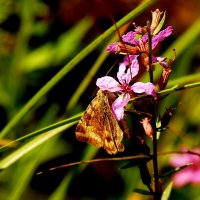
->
(131, 82, 146, 93)
(106, 42, 121, 53)
(192, 169, 200, 183)
(170, 148, 200, 167)
(152, 26, 173, 49)
(112, 93, 130, 121)
(172, 169, 193, 187)
(131, 82, 156, 97)
(170, 147, 200, 187)
(144, 83, 156, 97)
(96, 76, 121, 92)
(117, 55, 139, 84)
(141, 33, 148, 43)
(153, 56, 167, 68)
(117, 63, 127, 84)
(122, 31, 139, 45)
(129, 55, 139, 77)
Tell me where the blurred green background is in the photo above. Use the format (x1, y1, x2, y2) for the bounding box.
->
(0, 0, 199, 199)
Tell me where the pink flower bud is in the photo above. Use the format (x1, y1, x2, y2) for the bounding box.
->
(141, 118, 153, 139)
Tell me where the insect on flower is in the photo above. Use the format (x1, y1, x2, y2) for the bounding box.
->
(75, 90, 125, 154)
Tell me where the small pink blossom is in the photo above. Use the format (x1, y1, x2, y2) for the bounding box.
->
(96, 56, 156, 121)
(170, 147, 200, 188)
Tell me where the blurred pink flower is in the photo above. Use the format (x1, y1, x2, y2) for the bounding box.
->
(170, 147, 200, 188)
(96, 56, 156, 121)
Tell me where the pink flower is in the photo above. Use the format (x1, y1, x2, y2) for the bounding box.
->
(96, 56, 156, 121)
(107, 26, 173, 54)
(170, 147, 200, 188)
(106, 25, 172, 72)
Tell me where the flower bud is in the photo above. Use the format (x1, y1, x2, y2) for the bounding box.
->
(141, 117, 153, 139)
(151, 9, 163, 31)
(157, 65, 172, 91)
(158, 50, 176, 91)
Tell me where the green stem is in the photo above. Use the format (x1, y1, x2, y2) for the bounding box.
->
(0, 0, 158, 139)
(152, 104, 161, 200)
(130, 81, 200, 103)
(147, 21, 153, 83)
(147, 21, 160, 199)
(158, 81, 200, 95)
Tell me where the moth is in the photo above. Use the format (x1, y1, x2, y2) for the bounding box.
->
(75, 89, 125, 154)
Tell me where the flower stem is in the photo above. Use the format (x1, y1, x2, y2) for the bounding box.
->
(147, 21, 153, 83)
(152, 104, 161, 200)
(147, 21, 161, 199)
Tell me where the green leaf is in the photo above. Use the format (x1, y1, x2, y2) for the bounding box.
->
(49, 145, 98, 200)
(139, 164, 152, 188)
(160, 163, 192, 179)
(0, 0, 12, 23)
(134, 188, 151, 195)
(161, 182, 173, 200)
(0, 112, 82, 152)
(0, 121, 76, 170)
(5, 138, 59, 200)
(20, 16, 93, 72)
(167, 73, 200, 88)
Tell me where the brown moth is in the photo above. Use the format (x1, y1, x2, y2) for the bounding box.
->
(75, 89, 124, 154)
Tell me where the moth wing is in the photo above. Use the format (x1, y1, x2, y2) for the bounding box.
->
(101, 93, 124, 154)
(75, 90, 124, 154)
(75, 90, 105, 148)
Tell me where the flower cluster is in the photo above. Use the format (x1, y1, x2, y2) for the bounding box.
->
(96, 9, 173, 122)
(106, 10, 173, 71)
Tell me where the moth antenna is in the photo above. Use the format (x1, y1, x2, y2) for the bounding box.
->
(95, 0, 133, 79)
(110, 17, 133, 80)
(105, 60, 118, 76)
